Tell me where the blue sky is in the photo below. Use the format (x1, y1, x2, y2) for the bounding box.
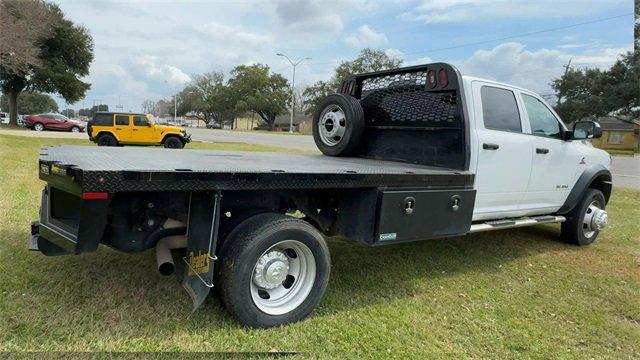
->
(52, 0, 635, 112)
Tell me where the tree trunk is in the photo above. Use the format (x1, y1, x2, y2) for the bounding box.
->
(8, 91, 19, 126)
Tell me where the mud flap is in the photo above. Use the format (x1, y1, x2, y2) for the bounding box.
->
(182, 191, 221, 310)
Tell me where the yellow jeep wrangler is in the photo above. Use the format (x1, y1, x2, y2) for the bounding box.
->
(87, 112, 191, 149)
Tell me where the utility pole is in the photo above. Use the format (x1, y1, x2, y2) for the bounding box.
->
(277, 53, 311, 133)
(563, 58, 572, 76)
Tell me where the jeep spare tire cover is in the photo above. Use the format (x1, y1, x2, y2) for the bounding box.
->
(312, 93, 364, 156)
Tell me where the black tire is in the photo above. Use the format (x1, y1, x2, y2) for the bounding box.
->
(219, 213, 331, 328)
(561, 188, 606, 246)
(70, 126, 80, 133)
(163, 136, 184, 149)
(312, 93, 364, 156)
(33, 123, 45, 131)
(96, 133, 118, 146)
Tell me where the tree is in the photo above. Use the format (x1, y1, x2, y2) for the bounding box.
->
(552, 50, 639, 123)
(229, 64, 290, 130)
(303, 48, 403, 114)
(0, 91, 58, 114)
(0, 0, 93, 125)
(176, 72, 238, 126)
(141, 100, 156, 115)
(61, 108, 75, 118)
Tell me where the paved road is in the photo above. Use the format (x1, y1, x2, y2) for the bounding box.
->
(611, 155, 640, 189)
(188, 128, 318, 152)
(1, 128, 638, 188)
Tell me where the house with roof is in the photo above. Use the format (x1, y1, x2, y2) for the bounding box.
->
(589, 116, 640, 151)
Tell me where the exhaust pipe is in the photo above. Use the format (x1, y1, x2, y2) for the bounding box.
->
(156, 218, 188, 276)
(156, 235, 187, 276)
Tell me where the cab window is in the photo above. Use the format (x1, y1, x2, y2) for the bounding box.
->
(93, 113, 113, 126)
(522, 94, 562, 139)
(133, 115, 149, 126)
(115, 115, 129, 126)
(480, 86, 522, 133)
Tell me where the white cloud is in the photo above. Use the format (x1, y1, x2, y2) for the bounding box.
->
(129, 55, 191, 87)
(400, 0, 629, 23)
(197, 22, 272, 47)
(385, 48, 405, 59)
(344, 25, 389, 48)
(450, 42, 631, 94)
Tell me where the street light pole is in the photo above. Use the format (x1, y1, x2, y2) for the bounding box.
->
(277, 53, 310, 133)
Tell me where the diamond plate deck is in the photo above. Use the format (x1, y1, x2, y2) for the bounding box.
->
(39, 146, 474, 192)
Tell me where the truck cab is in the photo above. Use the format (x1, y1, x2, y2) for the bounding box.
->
(463, 76, 611, 221)
(88, 112, 191, 148)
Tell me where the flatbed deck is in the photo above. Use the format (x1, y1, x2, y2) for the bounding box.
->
(39, 146, 474, 192)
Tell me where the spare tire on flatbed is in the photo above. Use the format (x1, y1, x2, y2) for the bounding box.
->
(312, 93, 364, 156)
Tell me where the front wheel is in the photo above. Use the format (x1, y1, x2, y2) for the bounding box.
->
(561, 188, 608, 245)
(219, 213, 331, 328)
(70, 126, 80, 133)
(33, 123, 45, 131)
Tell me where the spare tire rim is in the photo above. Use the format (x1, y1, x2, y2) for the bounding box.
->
(318, 104, 346, 146)
(250, 240, 316, 315)
(582, 200, 607, 238)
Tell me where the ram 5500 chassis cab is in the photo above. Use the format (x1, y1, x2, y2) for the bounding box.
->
(30, 63, 612, 328)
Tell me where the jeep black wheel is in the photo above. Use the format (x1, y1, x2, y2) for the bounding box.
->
(219, 213, 331, 328)
(312, 93, 364, 156)
(561, 188, 608, 246)
(97, 133, 118, 146)
(163, 136, 184, 149)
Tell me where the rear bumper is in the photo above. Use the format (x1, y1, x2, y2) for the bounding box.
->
(28, 188, 77, 255)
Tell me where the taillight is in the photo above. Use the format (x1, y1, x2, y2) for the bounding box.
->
(439, 68, 448, 88)
(427, 70, 437, 88)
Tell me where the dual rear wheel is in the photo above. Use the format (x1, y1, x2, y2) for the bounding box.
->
(218, 213, 331, 328)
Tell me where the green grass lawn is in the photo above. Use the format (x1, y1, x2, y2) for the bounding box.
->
(0, 134, 638, 357)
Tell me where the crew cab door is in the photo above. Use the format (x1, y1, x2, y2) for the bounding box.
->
(113, 114, 132, 141)
(472, 82, 533, 220)
(519, 92, 579, 210)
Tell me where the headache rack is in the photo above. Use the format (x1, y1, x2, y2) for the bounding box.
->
(338, 63, 469, 171)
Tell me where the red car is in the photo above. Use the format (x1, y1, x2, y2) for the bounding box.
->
(26, 113, 85, 132)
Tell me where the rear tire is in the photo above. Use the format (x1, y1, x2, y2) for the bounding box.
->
(163, 136, 184, 149)
(219, 213, 331, 328)
(312, 93, 364, 156)
(96, 133, 118, 146)
(561, 188, 607, 246)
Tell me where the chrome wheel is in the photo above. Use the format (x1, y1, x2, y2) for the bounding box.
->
(71, 126, 80, 133)
(582, 200, 607, 239)
(250, 240, 316, 315)
(318, 104, 346, 146)
(34, 123, 44, 131)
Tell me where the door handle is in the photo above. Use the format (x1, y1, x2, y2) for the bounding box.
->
(115, 128, 122, 130)
(482, 143, 499, 150)
(132, 129, 138, 131)
(536, 148, 549, 154)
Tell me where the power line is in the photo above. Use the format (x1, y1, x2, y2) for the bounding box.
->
(307, 13, 633, 67)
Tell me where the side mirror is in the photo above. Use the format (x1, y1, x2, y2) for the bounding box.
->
(571, 120, 602, 140)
